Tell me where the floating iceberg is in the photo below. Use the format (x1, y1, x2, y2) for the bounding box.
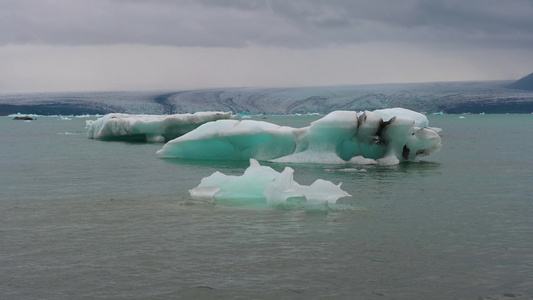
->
(189, 159, 351, 206)
(9, 112, 42, 120)
(158, 108, 442, 165)
(86, 112, 232, 142)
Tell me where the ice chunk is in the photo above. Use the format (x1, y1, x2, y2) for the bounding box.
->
(86, 111, 232, 142)
(403, 128, 443, 161)
(158, 108, 442, 165)
(376, 155, 400, 166)
(271, 151, 349, 164)
(374, 108, 429, 129)
(8, 113, 43, 118)
(192, 159, 281, 200)
(188, 186, 220, 200)
(189, 159, 351, 206)
(348, 156, 378, 165)
(375, 108, 443, 133)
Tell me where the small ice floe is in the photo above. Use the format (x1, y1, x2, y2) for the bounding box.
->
(189, 159, 351, 207)
(10, 113, 42, 120)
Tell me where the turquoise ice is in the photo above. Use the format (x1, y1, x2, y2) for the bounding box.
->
(157, 108, 442, 165)
(189, 159, 351, 206)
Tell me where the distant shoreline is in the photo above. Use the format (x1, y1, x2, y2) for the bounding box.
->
(1, 80, 532, 115)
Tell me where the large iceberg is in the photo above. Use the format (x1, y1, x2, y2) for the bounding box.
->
(157, 108, 442, 165)
(86, 111, 232, 142)
(190, 159, 351, 206)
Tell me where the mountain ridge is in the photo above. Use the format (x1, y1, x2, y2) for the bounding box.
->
(507, 73, 533, 91)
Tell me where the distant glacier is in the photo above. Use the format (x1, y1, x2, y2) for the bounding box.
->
(1, 80, 532, 115)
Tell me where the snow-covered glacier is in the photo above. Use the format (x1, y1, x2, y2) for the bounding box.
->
(190, 159, 350, 206)
(157, 108, 442, 165)
(2, 81, 532, 116)
(86, 111, 232, 142)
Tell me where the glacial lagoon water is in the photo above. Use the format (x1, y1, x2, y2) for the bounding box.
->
(1, 114, 532, 299)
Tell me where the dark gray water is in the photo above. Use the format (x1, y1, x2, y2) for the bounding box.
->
(1, 114, 532, 299)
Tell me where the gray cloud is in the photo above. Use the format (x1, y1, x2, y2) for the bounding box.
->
(1, 0, 532, 48)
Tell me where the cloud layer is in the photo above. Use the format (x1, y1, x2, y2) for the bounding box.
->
(2, 0, 533, 48)
(1, 0, 532, 92)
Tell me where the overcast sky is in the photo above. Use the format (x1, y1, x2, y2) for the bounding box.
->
(1, 0, 532, 92)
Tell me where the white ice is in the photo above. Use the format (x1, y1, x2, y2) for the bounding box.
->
(189, 159, 351, 206)
(86, 112, 232, 142)
(157, 108, 442, 165)
(374, 108, 429, 129)
(8, 112, 43, 118)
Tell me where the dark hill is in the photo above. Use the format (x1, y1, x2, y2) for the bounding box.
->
(507, 72, 533, 91)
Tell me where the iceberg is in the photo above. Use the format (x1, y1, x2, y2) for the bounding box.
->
(8, 112, 43, 119)
(157, 108, 442, 165)
(86, 112, 232, 142)
(189, 159, 351, 206)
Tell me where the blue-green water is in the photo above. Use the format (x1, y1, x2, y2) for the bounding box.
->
(1, 114, 532, 299)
